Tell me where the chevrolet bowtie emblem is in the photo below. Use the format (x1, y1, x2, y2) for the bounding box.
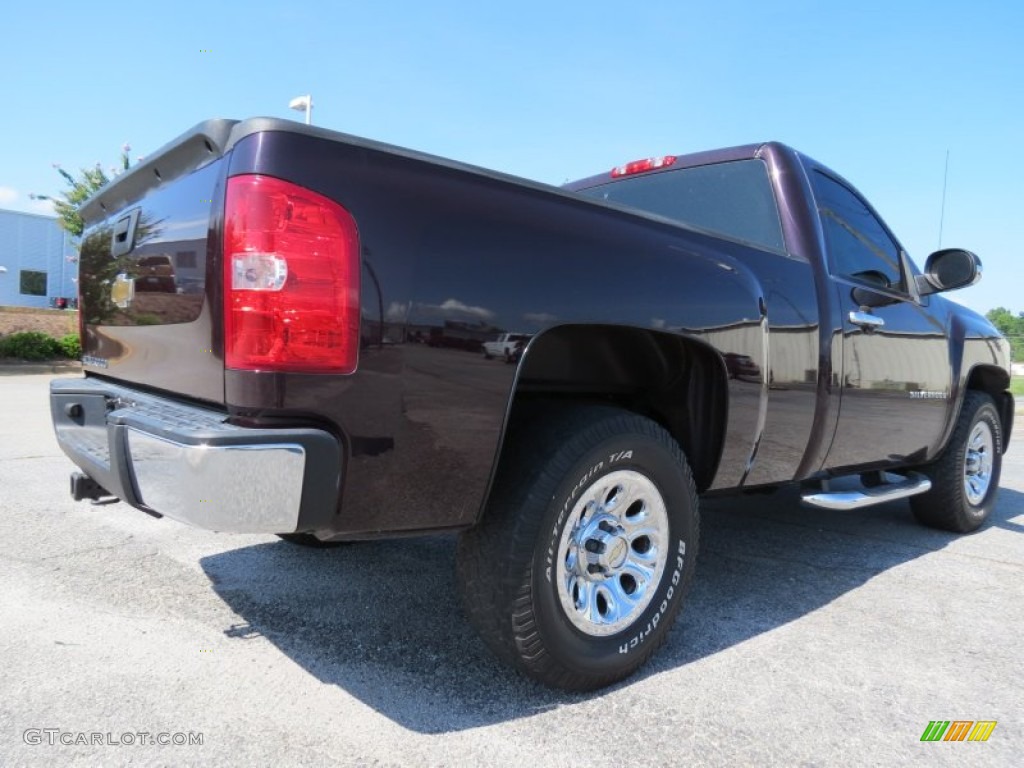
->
(111, 273, 135, 309)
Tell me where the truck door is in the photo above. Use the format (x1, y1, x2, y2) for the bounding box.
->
(811, 170, 949, 471)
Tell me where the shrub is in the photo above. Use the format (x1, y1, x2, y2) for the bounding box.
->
(59, 333, 82, 359)
(0, 331, 62, 360)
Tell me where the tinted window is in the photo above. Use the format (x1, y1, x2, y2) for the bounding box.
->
(811, 172, 904, 291)
(576, 159, 784, 251)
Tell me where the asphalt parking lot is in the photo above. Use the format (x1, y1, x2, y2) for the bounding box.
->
(1, 371, 1021, 767)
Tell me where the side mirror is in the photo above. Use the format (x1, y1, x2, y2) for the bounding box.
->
(915, 248, 982, 296)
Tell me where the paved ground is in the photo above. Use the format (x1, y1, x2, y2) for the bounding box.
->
(0, 372, 1021, 767)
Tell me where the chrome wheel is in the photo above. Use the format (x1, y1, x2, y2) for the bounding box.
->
(555, 469, 669, 637)
(963, 420, 994, 506)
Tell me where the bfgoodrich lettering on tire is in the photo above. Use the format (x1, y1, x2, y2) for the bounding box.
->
(456, 405, 699, 691)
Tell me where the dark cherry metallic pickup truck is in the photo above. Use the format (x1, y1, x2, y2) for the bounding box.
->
(51, 118, 1014, 691)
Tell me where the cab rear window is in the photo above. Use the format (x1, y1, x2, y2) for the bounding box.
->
(576, 159, 785, 252)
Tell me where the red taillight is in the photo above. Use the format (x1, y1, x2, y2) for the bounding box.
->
(610, 155, 677, 178)
(223, 174, 360, 374)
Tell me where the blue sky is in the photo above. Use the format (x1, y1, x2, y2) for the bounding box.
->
(1, 0, 1021, 315)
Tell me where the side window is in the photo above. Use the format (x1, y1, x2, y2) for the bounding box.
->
(811, 172, 905, 293)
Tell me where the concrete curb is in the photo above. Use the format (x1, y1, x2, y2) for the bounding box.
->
(0, 361, 82, 376)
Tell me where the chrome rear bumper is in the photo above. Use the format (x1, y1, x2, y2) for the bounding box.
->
(50, 377, 341, 533)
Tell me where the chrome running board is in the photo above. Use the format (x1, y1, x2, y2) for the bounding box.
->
(801, 472, 931, 511)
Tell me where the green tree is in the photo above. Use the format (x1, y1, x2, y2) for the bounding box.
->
(986, 307, 1024, 361)
(30, 144, 135, 238)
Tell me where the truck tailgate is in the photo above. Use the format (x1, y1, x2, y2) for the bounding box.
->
(77, 122, 234, 405)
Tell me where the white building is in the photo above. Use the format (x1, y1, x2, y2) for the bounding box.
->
(0, 208, 77, 308)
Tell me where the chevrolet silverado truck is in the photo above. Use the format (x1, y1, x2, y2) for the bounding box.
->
(51, 118, 1015, 691)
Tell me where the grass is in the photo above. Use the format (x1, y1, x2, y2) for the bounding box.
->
(1011, 376, 1024, 397)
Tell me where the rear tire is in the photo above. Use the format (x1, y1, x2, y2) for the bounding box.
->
(456, 405, 699, 691)
(910, 391, 1003, 533)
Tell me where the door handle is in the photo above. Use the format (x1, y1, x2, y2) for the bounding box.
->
(110, 208, 141, 259)
(849, 310, 885, 329)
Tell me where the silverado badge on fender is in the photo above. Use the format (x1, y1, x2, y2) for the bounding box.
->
(110, 273, 135, 309)
(909, 390, 948, 399)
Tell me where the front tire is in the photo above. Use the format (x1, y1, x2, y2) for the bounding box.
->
(456, 405, 699, 691)
(910, 390, 1003, 533)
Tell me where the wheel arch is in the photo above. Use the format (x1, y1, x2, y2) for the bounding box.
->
(476, 323, 729, 525)
(964, 363, 1014, 454)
